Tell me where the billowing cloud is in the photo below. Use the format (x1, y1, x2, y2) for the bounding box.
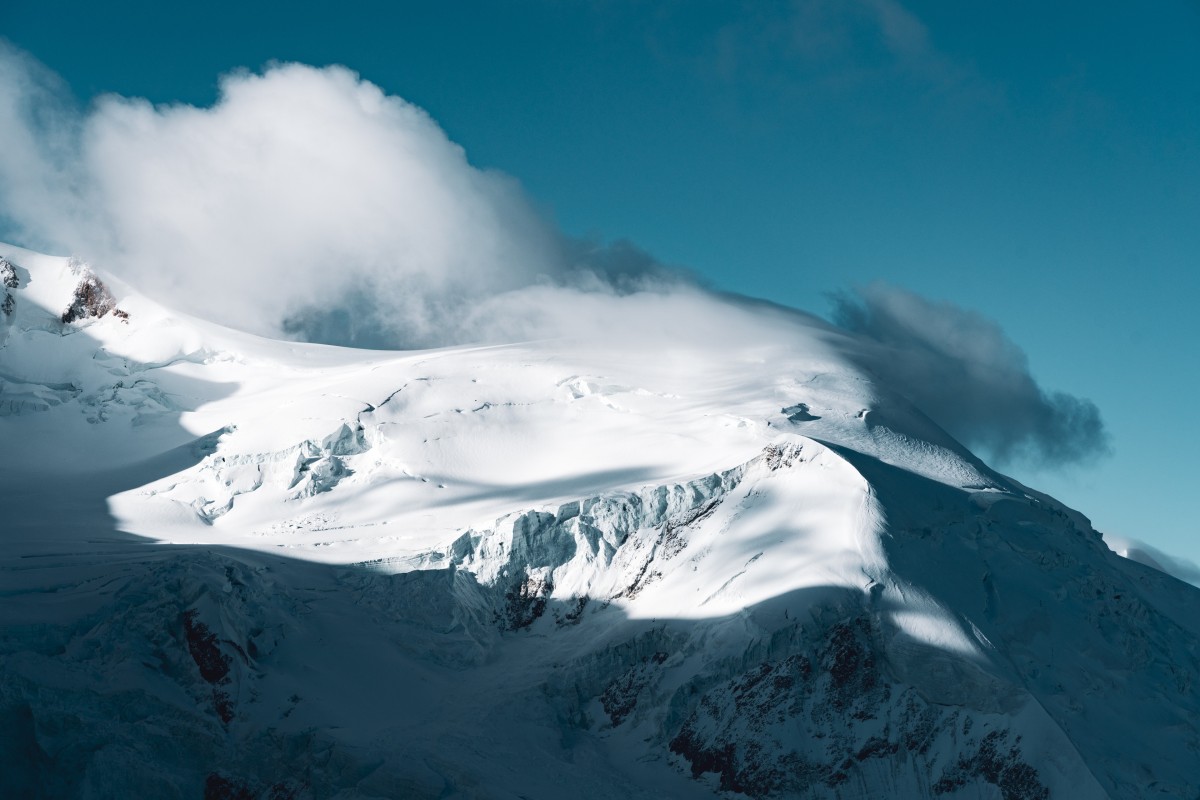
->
(0, 44, 1108, 470)
(0, 43, 678, 348)
(831, 283, 1109, 466)
(0, 45, 86, 246)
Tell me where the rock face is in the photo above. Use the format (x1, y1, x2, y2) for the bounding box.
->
(1, 256, 18, 317)
(0, 257, 16, 289)
(1, 247, 1198, 799)
(3, 438, 1196, 798)
(60, 259, 129, 324)
(0, 253, 167, 420)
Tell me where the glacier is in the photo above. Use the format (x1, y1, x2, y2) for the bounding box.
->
(1, 243, 1197, 799)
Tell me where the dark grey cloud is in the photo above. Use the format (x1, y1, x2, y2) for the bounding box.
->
(274, 238, 691, 350)
(831, 283, 1109, 467)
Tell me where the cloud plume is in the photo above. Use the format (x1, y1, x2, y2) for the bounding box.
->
(0, 44, 1108, 470)
(0, 43, 676, 348)
(831, 283, 1109, 466)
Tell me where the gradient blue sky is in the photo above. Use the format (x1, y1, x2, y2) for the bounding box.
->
(3, 1, 1198, 565)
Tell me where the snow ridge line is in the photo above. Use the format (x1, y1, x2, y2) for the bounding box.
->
(441, 440, 819, 630)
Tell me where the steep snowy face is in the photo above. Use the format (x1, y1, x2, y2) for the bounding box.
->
(0, 245, 1000, 558)
(1, 246, 1198, 799)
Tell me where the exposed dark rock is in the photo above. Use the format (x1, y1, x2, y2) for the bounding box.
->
(669, 729, 741, 791)
(0, 257, 17, 289)
(182, 609, 235, 723)
(822, 617, 878, 710)
(500, 572, 552, 630)
(557, 594, 589, 626)
(61, 270, 129, 324)
(662, 613, 1027, 798)
(211, 689, 235, 725)
(669, 652, 820, 797)
(601, 671, 642, 726)
(204, 773, 255, 800)
(600, 652, 669, 726)
(658, 498, 719, 558)
(267, 783, 301, 800)
(619, 554, 662, 599)
(1, 257, 16, 318)
(933, 730, 1050, 800)
(670, 726, 804, 797)
(901, 700, 941, 756)
(855, 735, 899, 761)
(204, 774, 302, 800)
(182, 609, 231, 684)
(763, 443, 802, 470)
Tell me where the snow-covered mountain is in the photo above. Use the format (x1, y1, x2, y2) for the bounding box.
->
(1, 244, 1197, 799)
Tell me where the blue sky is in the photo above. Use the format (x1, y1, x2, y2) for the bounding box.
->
(2, 1, 1198, 565)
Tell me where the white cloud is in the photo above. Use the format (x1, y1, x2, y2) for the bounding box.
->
(0, 44, 639, 347)
(0, 44, 1107, 470)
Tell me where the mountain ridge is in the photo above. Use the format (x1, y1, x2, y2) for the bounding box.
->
(0, 244, 1196, 798)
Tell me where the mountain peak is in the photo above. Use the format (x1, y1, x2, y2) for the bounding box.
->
(1, 244, 1197, 798)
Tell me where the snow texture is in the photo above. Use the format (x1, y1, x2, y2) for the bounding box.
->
(1, 244, 1197, 799)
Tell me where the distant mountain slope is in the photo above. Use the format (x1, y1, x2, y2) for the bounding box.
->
(1, 244, 1196, 799)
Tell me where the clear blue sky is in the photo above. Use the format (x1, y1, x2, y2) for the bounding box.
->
(3, 1, 1198, 564)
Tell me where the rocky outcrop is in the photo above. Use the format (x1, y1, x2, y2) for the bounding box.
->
(0, 434, 1185, 797)
(61, 259, 128, 324)
(1, 256, 17, 318)
(0, 257, 16, 290)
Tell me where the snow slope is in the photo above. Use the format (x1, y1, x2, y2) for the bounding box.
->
(1, 244, 1197, 799)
